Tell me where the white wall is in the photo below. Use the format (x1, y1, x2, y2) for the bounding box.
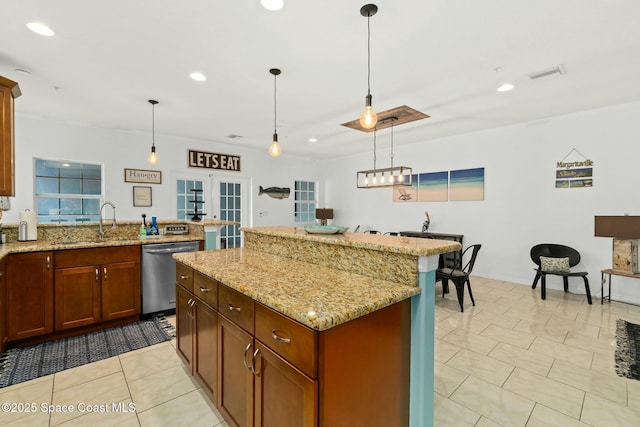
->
(7, 115, 325, 227)
(7, 101, 640, 304)
(325, 101, 640, 304)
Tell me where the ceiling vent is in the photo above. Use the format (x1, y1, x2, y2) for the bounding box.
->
(529, 65, 566, 80)
(226, 134, 243, 139)
(342, 105, 429, 133)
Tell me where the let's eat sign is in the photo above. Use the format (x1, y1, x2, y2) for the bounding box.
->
(188, 149, 241, 172)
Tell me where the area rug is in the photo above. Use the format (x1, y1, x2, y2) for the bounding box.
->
(615, 318, 640, 380)
(0, 316, 175, 388)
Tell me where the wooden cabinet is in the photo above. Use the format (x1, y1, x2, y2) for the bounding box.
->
(176, 269, 218, 400)
(54, 266, 101, 330)
(0, 76, 21, 197)
(0, 257, 7, 352)
(218, 314, 254, 427)
(254, 341, 318, 427)
(101, 260, 140, 320)
(176, 283, 194, 368)
(175, 261, 410, 427)
(217, 283, 319, 427)
(7, 252, 54, 341)
(54, 246, 140, 330)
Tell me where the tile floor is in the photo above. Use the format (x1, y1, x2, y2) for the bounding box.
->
(1, 277, 640, 426)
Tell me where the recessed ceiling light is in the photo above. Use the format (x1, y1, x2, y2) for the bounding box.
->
(308, 138, 318, 143)
(497, 83, 514, 92)
(190, 72, 206, 82)
(261, 0, 283, 11)
(27, 22, 55, 37)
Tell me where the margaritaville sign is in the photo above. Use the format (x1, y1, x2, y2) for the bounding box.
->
(188, 149, 241, 172)
(555, 156, 593, 188)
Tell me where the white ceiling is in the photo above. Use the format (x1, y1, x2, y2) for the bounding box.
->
(2, 0, 640, 160)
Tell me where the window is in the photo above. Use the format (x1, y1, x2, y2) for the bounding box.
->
(219, 182, 242, 248)
(35, 159, 103, 223)
(294, 180, 316, 223)
(176, 179, 204, 220)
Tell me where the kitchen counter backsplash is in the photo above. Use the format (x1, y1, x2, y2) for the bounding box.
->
(0, 219, 232, 244)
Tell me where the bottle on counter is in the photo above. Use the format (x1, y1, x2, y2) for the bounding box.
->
(150, 216, 159, 235)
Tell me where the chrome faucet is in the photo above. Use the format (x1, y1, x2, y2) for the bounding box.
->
(98, 202, 116, 238)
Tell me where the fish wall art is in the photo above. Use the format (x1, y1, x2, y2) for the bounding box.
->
(259, 186, 291, 199)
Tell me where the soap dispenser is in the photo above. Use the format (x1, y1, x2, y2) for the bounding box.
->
(140, 214, 147, 236)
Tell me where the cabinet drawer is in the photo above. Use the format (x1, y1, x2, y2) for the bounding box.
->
(218, 284, 254, 334)
(193, 271, 217, 308)
(55, 246, 139, 268)
(176, 263, 194, 292)
(255, 303, 317, 379)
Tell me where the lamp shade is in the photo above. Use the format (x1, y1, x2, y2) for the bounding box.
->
(315, 208, 334, 226)
(595, 216, 640, 239)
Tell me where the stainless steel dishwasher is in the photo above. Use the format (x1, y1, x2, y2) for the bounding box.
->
(141, 241, 200, 315)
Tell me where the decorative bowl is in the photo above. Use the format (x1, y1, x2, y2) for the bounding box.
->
(303, 225, 349, 235)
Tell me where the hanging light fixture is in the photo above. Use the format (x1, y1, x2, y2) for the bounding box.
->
(268, 68, 282, 157)
(359, 4, 378, 129)
(356, 116, 413, 188)
(147, 99, 159, 165)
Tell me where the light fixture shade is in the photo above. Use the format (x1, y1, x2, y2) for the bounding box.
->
(356, 166, 413, 188)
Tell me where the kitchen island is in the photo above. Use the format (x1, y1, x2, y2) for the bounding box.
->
(174, 226, 460, 427)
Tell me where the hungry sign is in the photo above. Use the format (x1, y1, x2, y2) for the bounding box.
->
(188, 149, 241, 172)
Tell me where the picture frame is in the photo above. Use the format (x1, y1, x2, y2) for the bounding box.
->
(124, 168, 162, 184)
(133, 186, 152, 207)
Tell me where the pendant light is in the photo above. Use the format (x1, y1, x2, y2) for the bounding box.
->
(359, 4, 378, 129)
(356, 116, 413, 188)
(269, 68, 282, 157)
(147, 99, 159, 165)
(261, 0, 283, 11)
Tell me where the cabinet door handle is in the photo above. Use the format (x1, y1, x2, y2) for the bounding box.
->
(199, 287, 210, 293)
(103, 267, 107, 280)
(243, 342, 253, 371)
(271, 329, 291, 344)
(186, 298, 196, 318)
(228, 303, 241, 312)
(95, 268, 99, 282)
(180, 274, 188, 280)
(46, 256, 50, 269)
(251, 348, 261, 376)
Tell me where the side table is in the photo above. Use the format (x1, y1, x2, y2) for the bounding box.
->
(600, 269, 640, 304)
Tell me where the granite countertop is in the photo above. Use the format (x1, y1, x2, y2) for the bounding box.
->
(174, 248, 421, 331)
(0, 235, 203, 260)
(241, 226, 462, 257)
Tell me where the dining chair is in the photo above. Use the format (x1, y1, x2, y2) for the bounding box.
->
(436, 244, 482, 312)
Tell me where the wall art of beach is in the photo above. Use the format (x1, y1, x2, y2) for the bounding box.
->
(450, 167, 485, 201)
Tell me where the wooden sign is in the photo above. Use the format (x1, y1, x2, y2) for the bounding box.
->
(124, 168, 162, 184)
(188, 149, 241, 172)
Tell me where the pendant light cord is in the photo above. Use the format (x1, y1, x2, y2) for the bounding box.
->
(273, 72, 278, 134)
(373, 128, 377, 170)
(151, 103, 155, 148)
(366, 13, 371, 96)
(390, 121, 394, 169)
